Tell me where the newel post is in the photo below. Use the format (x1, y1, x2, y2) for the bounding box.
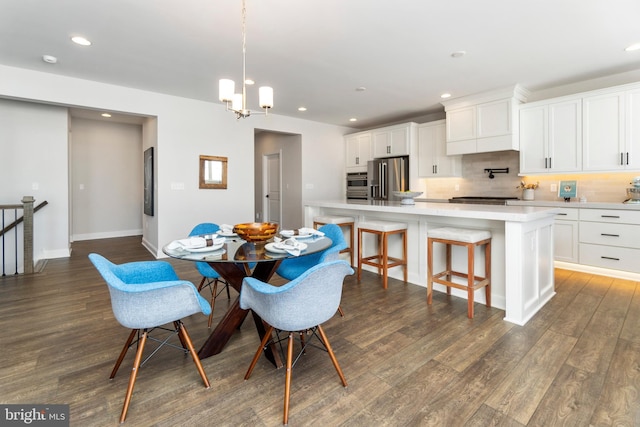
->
(21, 196, 34, 274)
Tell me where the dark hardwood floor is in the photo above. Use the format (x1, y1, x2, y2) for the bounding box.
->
(1, 236, 639, 426)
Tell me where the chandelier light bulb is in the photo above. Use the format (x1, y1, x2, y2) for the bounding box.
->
(219, 79, 235, 102)
(259, 87, 274, 109)
(232, 93, 243, 112)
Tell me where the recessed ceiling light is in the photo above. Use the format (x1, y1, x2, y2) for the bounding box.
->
(451, 51, 466, 58)
(42, 55, 57, 64)
(101, 113, 112, 118)
(349, 118, 357, 122)
(298, 107, 307, 112)
(625, 43, 640, 52)
(71, 36, 91, 46)
(440, 93, 451, 99)
(355, 87, 366, 92)
(244, 79, 255, 85)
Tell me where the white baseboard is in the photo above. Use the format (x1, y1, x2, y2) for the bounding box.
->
(72, 229, 143, 241)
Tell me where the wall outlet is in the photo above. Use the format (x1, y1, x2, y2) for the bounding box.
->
(550, 183, 557, 192)
(454, 184, 460, 191)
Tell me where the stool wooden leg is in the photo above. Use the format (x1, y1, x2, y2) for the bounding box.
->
(357, 229, 363, 282)
(348, 224, 354, 267)
(402, 230, 408, 283)
(381, 232, 388, 289)
(427, 238, 433, 304)
(445, 244, 452, 296)
(467, 243, 475, 319)
(485, 240, 492, 308)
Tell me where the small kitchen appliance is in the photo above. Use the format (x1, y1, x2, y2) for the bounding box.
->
(624, 176, 640, 204)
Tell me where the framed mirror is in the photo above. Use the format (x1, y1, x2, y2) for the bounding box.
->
(199, 155, 228, 189)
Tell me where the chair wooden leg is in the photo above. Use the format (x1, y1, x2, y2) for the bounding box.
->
(245, 325, 274, 380)
(337, 306, 345, 317)
(173, 321, 188, 350)
(110, 329, 138, 379)
(316, 325, 347, 387)
(283, 332, 294, 425)
(197, 276, 207, 292)
(178, 322, 210, 388)
(208, 279, 219, 328)
(225, 281, 231, 299)
(120, 330, 148, 423)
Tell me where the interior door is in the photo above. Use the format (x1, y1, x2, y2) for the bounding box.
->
(263, 153, 281, 225)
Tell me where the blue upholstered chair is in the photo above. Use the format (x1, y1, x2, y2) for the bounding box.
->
(240, 260, 354, 425)
(189, 223, 231, 328)
(276, 223, 348, 316)
(88, 253, 211, 423)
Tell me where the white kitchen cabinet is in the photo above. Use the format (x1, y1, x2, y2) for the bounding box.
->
(553, 208, 579, 263)
(519, 99, 582, 174)
(372, 123, 413, 158)
(443, 85, 529, 155)
(417, 120, 461, 177)
(345, 132, 372, 172)
(578, 208, 640, 273)
(625, 87, 640, 169)
(582, 91, 625, 171)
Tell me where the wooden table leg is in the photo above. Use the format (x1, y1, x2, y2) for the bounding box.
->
(197, 259, 283, 368)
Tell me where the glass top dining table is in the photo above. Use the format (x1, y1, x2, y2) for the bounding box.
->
(163, 233, 332, 366)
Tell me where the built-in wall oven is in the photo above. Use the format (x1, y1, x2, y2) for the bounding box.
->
(346, 172, 368, 200)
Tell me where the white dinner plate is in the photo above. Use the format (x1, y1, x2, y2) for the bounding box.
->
(218, 231, 237, 237)
(293, 234, 314, 239)
(186, 242, 225, 252)
(265, 242, 308, 253)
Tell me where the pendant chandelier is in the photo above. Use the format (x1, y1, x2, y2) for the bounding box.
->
(218, 0, 273, 119)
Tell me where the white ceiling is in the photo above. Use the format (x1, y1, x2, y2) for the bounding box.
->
(2, 0, 640, 129)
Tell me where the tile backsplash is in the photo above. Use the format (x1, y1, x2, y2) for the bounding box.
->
(416, 150, 638, 203)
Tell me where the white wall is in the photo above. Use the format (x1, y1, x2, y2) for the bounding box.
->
(0, 64, 351, 260)
(0, 99, 70, 267)
(70, 117, 143, 240)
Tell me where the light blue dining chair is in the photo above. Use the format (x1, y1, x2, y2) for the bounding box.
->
(240, 260, 354, 425)
(276, 223, 348, 316)
(88, 253, 212, 423)
(189, 222, 231, 328)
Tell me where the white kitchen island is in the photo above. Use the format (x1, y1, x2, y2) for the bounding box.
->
(304, 200, 559, 325)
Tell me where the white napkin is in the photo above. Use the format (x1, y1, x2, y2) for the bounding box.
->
(298, 227, 325, 237)
(167, 236, 224, 250)
(220, 224, 234, 234)
(166, 237, 206, 250)
(276, 238, 303, 256)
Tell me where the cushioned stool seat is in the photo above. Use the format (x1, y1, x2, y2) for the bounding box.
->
(357, 220, 408, 289)
(427, 227, 492, 318)
(313, 215, 355, 266)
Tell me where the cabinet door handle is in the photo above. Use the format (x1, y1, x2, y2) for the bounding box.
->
(545, 158, 548, 169)
(600, 233, 620, 237)
(601, 215, 620, 218)
(556, 213, 567, 216)
(601, 256, 620, 261)
(356, 156, 359, 165)
(621, 152, 624, 165)
(627, 152, 630, 165)
(549, 157, 551, 168)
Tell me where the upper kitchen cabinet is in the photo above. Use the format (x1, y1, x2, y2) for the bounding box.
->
(345, 131, 372, 172)
(519, 98, 582, 174)
(442, 85, 529, 155)
(583, 87, 640, 171)
(418, 120, 461, 177)
(372, 123, 416, 158)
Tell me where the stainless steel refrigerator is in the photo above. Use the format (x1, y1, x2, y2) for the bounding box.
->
(367, 156, 409, 201)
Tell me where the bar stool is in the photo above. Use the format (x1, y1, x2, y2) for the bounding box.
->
(427, 227, 491, 318)
(313, 215, 355, 266)
(357, 220, 408, 289)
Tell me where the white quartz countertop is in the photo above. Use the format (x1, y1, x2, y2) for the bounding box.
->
(306, 199, 559, 222)
(508, 200, 640, 210)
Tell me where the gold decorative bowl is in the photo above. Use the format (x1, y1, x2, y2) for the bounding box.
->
(233, 222, 279, 242)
